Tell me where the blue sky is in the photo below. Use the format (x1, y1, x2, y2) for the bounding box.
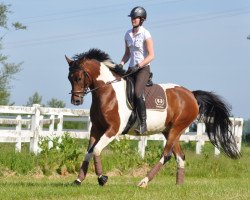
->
(2, 0, 250, 119)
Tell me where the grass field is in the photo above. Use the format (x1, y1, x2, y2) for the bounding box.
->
(0, 175, 249, 200)
(0, 139, 250, 200)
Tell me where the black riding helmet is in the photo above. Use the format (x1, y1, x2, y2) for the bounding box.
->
(128, 6, 147, 20)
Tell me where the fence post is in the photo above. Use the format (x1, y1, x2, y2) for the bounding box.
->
(237, 118, 243, 152)
(234, 118, 243, 152)
(214, 147, 220, 155)
(30, 104, 41, 154)
(87, 116, 92, 139)
(138, 136, 147, 158)
(49, 115, 55, 132)
(196, 122, 205, 154)
(57, 113, 63, 144)
(15, 115, 22, 152)
(48, 115, 55, 149)
(57, 113, 63, 132)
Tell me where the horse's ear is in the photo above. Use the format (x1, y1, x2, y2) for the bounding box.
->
(65, 55, 73, 67)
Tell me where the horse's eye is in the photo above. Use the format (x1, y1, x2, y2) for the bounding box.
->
(75, 77, 81, 82)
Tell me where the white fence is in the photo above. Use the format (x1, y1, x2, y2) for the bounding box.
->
(0, 104, 243, 158)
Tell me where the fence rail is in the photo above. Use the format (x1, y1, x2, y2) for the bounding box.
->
(0, 104, 243, 157)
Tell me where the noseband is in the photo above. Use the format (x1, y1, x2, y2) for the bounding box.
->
(69, 67, 91, 99)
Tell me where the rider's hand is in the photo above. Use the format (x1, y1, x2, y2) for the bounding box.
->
(114, 64, 126, 75)
(126, 64, 139, 75)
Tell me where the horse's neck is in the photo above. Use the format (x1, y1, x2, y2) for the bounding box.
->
(94, 63, 119, 85)
(89, 63, 123, 97)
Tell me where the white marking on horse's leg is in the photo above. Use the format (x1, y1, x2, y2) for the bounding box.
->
(176, 155, 185, 185)
(159, 156, 165, 164)
(176, 155, 185, 168)
(93, 134, 115, 156)
(138, 177, 149, 188)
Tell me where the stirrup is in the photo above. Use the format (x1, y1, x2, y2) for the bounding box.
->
(134, 125, 147, 135)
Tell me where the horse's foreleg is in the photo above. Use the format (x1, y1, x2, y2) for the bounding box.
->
(74, 136, 96, 185)
(173, 142, 185, 185)
(93, 129, 117, 186)
(93, 155, 108, 186)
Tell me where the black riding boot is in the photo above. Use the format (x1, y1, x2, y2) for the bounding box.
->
(134, 97, 147, 134)
(122, 111, 137, 135)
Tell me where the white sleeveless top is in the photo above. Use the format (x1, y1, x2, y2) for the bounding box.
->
(124, 26, 152, 67)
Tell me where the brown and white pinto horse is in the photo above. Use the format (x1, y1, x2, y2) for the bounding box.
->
(66, 49, 240, 188)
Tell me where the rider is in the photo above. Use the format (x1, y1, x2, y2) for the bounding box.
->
(118, 6, 155, 134)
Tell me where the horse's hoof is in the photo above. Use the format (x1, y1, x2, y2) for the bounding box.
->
(98, 175, 108, 186)
(72, 179, 81, 186)
(137, 177, 149, 188)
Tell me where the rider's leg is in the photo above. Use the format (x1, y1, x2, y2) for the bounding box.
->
(134, 66, 150, 134)
(134, 96, 147, 134)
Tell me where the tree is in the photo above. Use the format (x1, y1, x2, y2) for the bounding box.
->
(0, 3, 26, 105)
(25, 92, 66, 108)
(243, 119, 250, 134)
(25, 92, 43, 106)
(47, 98, 66, 108)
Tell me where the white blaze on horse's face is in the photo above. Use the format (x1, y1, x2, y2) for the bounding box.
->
(68, 67, 85, 105)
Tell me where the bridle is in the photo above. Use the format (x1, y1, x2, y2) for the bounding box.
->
(68, 66, 91, 99)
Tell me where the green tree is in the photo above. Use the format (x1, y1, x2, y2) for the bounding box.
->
(47, 98, 66, 108)
(25, 92, 43, 106)
(0, 3, 26, 105)
(243, 119, 250, 134)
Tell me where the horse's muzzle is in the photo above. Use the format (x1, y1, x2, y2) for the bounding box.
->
(71, 96, 84, 105)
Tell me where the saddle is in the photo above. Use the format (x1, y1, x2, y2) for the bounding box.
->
(125, 75, 167, 111)
(122, 76, 167, 134)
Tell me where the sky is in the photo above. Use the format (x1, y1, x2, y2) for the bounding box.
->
(2, 0, 250, 119)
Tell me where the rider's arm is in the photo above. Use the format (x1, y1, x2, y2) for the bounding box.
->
(120, 41, 130, 66)
(138, 37, 154, 68)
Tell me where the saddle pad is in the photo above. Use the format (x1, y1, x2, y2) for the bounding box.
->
(144, 84, 166, 110)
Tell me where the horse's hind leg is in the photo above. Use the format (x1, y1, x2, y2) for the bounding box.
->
(173, 142, 185, 185)
(138, 125, 187, 188)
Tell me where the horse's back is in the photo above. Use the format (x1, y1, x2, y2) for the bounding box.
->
(162, 84, 199, 124)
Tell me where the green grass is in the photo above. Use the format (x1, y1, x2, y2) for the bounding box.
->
(0, 175, 249, 200)
(0, 139, 250, 199)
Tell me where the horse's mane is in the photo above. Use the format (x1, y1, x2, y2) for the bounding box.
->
(73, 48, 110, 62)
(73, 48, 116, 69)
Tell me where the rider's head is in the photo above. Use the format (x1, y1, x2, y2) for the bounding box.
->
(128, 6, 147, 28)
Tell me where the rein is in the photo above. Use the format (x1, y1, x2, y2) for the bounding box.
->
(69, 67, 135, 98)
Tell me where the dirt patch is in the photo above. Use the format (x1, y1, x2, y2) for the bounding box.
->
(107, 169, 123, 176)
(0, 167, 16, 177)
(27, 167, 44, 179)
(129, 164, 150, 177)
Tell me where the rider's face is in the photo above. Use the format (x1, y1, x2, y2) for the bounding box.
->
(131, 17, 140, 27)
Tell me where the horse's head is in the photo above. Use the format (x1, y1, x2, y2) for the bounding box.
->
(66, 48, 118, 106)
(66, 55, 89, 105)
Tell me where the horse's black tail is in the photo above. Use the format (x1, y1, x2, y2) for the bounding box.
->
(192, 90, 241, 159)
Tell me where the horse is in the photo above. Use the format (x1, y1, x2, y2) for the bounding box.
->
(66, 48, 240, 188)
